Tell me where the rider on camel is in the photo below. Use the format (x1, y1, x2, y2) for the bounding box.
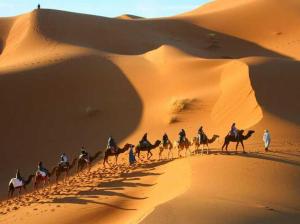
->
(162, 133, 169, 146)
(107, 136, 118, 153)
(80, 146, 89, 160)
(198, 126, 205, 143)
(16, 169, 23, 182)
(37, 161, 49, 177)
(59, 153, 69, 167)
(179, 129, 186, 143)
(230, 123, 238, 139)
(140, 133, 151, 148)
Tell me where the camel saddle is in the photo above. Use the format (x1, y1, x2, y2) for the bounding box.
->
(10, 178, 23, 188)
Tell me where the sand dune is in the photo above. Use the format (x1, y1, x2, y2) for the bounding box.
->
(0, 0, 299, 223)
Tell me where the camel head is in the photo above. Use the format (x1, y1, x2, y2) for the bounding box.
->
(248, 130, 255, 135)
(154, 140, 161, 147)
(213, 135, 220, 138)
(123, 143, 135, 150)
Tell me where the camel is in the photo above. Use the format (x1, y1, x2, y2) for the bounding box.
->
(8, 174, 35, 198)
(77, 151, 102, 173)
(34, 167, 56, 190)
(175, 138, 192, 157)
(135, 140, 161, 160)
(103, 143, 134, 167)
(222, 130, 255, 153)
(192, 134, 219, 155)
(53, 158, 77, 182)
(158, 141, 173, 160)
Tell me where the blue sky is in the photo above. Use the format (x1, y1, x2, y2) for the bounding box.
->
(0, 0, 211, 18)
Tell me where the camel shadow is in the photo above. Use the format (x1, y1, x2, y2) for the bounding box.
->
(235, 151, 300, 167)
(201, 149, 300, 167)
(33, 159, 171, 211)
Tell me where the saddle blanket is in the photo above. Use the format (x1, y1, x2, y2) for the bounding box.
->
(9, 178, 23, 188)
(37, 171, 47, 177)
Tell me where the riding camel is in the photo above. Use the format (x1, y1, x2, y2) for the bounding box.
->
(158, 141, 173, 160)
(34, 167, 56, 190)
(8, 174, 35, 198)
(192, 134, 219, 155)
(103, 143, 134, 167)
(135, 140, 161, 160)
(175, 138, 192, 157)
(222, 130, 255, 153)
(77, 151, 102, 173)
(53, 158, 77, 182)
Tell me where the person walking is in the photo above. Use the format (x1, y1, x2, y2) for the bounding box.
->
(263, 129, 271, 152)
(129, 145, 136, 166)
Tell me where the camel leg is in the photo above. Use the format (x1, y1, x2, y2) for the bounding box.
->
(221, 142, 225, 151)
(18, 187, 21, 198)
(8, 188, 13, 198)
(225, 143, 229, 152)
(206, 144, 209, 155)
(115, 155, 118, 166)
(103, 158, 106, 168)
(236, 142, 239, 152)
(241, 141, 245, 153)
(159, 148, 163, 160)
(137, 151, 142, 161)
(148, 151, 153, 160)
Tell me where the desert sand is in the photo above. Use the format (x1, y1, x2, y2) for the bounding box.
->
(0, 0, 299, 223)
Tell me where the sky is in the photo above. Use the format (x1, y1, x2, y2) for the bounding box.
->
(0, 0, 211, 18)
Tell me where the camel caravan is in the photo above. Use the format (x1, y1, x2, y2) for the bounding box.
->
(7, 123, 255, 197)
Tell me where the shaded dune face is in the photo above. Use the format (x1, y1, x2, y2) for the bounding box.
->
(0, 56, 142, 198)
(34, 9, 290, 59)
(212, 60, 263, 130)
(249, 60, 300, 125)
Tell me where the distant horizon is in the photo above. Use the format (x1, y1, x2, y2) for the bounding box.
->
(0, 0, 211, 18)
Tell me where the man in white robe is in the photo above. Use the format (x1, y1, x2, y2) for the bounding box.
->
(263, 129, 271, 152)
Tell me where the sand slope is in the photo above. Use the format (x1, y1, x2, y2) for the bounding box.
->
(0, 0, 300, 223)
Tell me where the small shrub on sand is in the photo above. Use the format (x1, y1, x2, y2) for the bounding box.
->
(171, 98, 196, 113)
(168, 115, 179, 124)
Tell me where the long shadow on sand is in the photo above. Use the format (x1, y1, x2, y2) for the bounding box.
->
(35, 160, 171, 211)
(206, 149, 300, 167)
